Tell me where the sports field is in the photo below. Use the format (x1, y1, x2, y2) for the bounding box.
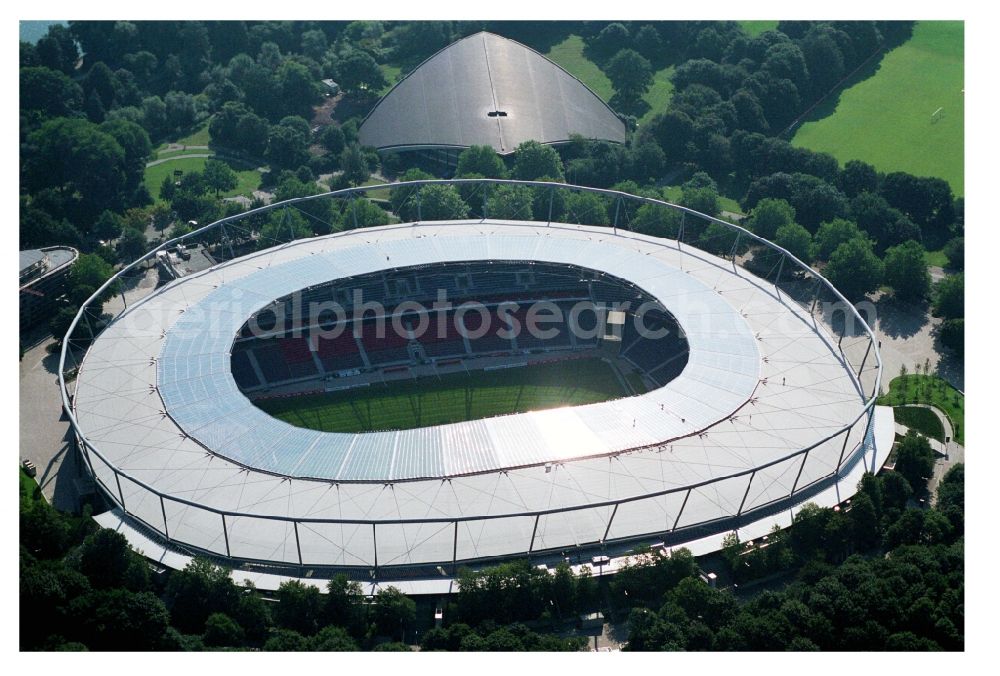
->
(256, 358, 636, 433)
(792, 21, 964, 195)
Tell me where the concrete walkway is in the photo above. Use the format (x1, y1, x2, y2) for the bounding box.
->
(146, 152, 214, 167)
(20, 267, 162, 511)
(891, 403, 964, 502)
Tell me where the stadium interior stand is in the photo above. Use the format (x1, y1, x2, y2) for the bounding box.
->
(231, 261, 689, 392)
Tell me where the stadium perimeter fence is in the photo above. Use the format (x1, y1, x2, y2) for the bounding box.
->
(58, 179, 882, 577)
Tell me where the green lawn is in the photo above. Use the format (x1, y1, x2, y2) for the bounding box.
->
(893, 405, 945, 442)
(379, 63, 403, 95)
(924, 248, 949, 268)
(878, 374, 964, 444)
(154, 119, 212, 153)
(144, 156, 262, 205)
(639, 65, 676, 126)
(257, 358, 634, 433)
(792, 21, 964, 196)
(740, 21, 779, 37)
(662, 185, 743, 215)
(20, 468, 42, 503)
(546, 35, 614, 102)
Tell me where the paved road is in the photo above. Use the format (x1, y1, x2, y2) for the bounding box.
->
(20, 268, 162, 511)
(872, 294, 964, 392)
(19, 333, 80, 510)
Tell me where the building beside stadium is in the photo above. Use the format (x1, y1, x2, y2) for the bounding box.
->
(20, 246, 77, 331)
(62, 181, 893, 593)
(358, 32, 627, 165)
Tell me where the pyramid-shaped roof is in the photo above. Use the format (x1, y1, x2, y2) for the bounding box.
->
(358, 32, 627, 155)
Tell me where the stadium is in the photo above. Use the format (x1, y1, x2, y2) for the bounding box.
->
(60, 180, 892, 588)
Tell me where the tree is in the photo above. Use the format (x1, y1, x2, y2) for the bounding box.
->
(942, 236, 964, 270)
(850, 191, 920, 254)
(233, 582, 273, 647)
(93, 209, 126, 242)
(278, 60, 321, 117)
(263, 628, 308, 651)
(839, 160, 879, 198)
(591, 23, 630, 60)
(415, 184, 469, 221)
(23, 118, 129, 225)
(880, 470, 913, 518)
(747, 198, 795, 240)
(100, 119, 152, 193)
(116, 227, 148, 264)
(309, 625, 359, 651)
(933, 273, 964, 319)
(323, 574, 366, 637)
(456, 145, 507, 178)
(203, 160, 238, 196)
(338, 143, 370, 186)
(319, 125, 346, 156)
(894, 431, 936, 493)
(20, 66, 84, 119)
(164, 90, 197, 132)
(512, 140, 564, 181)
(823, 238, 884, 301)
(880, 172, 955, 236)
(679, 186, 720, 217)
(485, 184, 534, 219)
(71, 589, 170, 651)
(939, 318, 964, 357)
(883, 240, 930, 302)
(300, 29, 328, 61)
(203, 613, 245, 648)
(372, 586, 416, 641)
(273, 580, 324, 635)
(774, 222, 813, 263)
(337, 50, 387, 95)
(564, 191, 610, 225)
(67, 253, 116, 307)
(266, 124, 310, 170)
(634, 25, 664, 60)
(811, 218, 864, 261)
(164, 558, 242, 635)
(606, 49, 654, 113)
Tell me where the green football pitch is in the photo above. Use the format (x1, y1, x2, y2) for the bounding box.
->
(256, 358, 638, 433)
(792, 21, 964, 195)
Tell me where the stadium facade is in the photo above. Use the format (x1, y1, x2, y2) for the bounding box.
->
(358, 32, 627, 162)
(62, 180, 892, 588)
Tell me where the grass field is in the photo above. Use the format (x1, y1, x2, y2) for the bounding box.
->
(546, 35, 615, 102)
(379, 63, 404, 95)
(792, 21, 964, 196)
(924, 248, 949, 268)
(154, 120, 212, 154)
(878, 374, 964, 444)
(893, 405, 945, 442)
(144, 157, 262, 205)
(639, 66, 676, 126)
(740, 21, 779, 36)
(546, 35, 676, 125)
(257, 358, 634, 433)
(662, 185, 744, 215)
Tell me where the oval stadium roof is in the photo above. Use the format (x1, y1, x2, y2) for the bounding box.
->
(358, 32, 628, 155)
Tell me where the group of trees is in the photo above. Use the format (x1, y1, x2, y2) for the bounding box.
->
(623, 461, 963, 651)
(20, 471, 421, 651)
